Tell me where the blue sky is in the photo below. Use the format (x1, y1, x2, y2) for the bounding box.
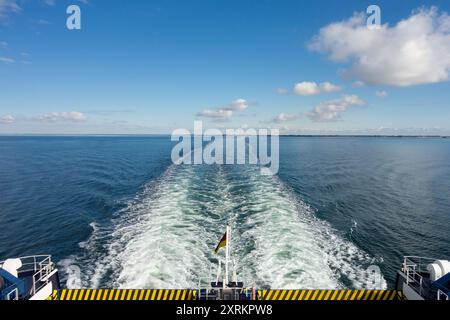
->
(0, 0, 449, 135)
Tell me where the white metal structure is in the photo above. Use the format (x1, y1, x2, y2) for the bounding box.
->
(397, 256, 450, 301)
(0, 255, 60, 300)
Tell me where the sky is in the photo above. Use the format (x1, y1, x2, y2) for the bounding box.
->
(0, 0, 449, 135)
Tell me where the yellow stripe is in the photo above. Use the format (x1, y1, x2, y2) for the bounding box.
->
(72, 290, 79, 300)
(285, 290, 293, 300)
(336, 290, 346, 300)
(357, 290, 365, 300)
(108, 290, 115, 300)
(310, 290, 319, 300)
(304, 290, 313, 300)
(279, 290, 287, 300)
(169, 290, 176, 300)
(376, 290, 383, 300)
(175, 290, 181, 300)
(349, 290, 358, 300)
(363, 290, 372, 300)
(317, 290, 326, 300)
(297, 290, 306, 300)
(389, 291, 397, 300)
(370, 290, 378, 300)
(324, 290, 332, 300)
(330, 290, 339, 300)
(82, 290, 89, 300)
(384, 291, 392, 300)
(291, 290, 300, 300)
(273, 290, 282, 300)
(343, 290, 352, 300)
(163, 290, 170, 300)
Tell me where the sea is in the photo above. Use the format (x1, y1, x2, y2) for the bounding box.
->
(0, 136, 449, 289)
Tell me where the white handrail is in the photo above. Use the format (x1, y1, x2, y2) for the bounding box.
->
(6, 288, 19, 301)
(437, 289, 449, 301)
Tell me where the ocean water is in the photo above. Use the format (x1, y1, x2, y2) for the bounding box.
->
(0, 136, 449, 289)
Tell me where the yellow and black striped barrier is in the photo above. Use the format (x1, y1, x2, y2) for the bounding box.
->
(50, 289, 404, 301)
(258, 290, 404, 301)
(53, 289, 197, 301)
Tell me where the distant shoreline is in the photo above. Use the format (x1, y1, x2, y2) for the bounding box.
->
(0, 134, 448, 138)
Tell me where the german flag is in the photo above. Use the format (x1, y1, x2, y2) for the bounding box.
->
(214, 232, 227, 254)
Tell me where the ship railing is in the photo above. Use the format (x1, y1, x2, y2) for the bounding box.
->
(0, 255, 55, 297)
(437, 289, 449, 301)
(6, 288, 19, 301)
(0, 255, 54, 274)
(402, 256, 436, 275)
(31, 256, 54, 296)
(402, 256, 437, 297)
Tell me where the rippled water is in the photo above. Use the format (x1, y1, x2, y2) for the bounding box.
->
(0, 136, 449, 289)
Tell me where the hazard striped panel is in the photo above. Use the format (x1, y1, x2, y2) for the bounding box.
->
(54, 289, 197, 301)
(258, 290, 404, 301)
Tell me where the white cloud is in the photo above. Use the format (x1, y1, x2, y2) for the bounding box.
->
(35, 111, 87, 123)
(227, 98, 248, 111)
(0, 0, 20, 22)
(0, 114, 14, 124)
(309, 7, 450, 87)
(0, 41, 8, 48)
(196, 109, 233, 120)
(294, 81, 341, 95)
(197, 98, 249, 121)
(276, 88, 289, 95)
(376, 90, 388, 98)
(272, 113, 299, 123)
(0, 56, 14, 63)
(307, 94, 366, 122)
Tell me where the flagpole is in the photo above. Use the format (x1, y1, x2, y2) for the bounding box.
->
(225, 223, 230, 288)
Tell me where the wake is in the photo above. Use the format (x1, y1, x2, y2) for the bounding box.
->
(63, 163, 387, 290)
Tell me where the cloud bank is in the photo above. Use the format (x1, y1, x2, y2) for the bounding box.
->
(307, 95, 366, 122)
(309, 7, 450, 87)
(34, 111, 87, 123)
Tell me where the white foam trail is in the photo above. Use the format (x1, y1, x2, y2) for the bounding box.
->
(72, 163, 386, 289)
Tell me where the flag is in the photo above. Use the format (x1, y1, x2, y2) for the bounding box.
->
(214, 231, 227, 254)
